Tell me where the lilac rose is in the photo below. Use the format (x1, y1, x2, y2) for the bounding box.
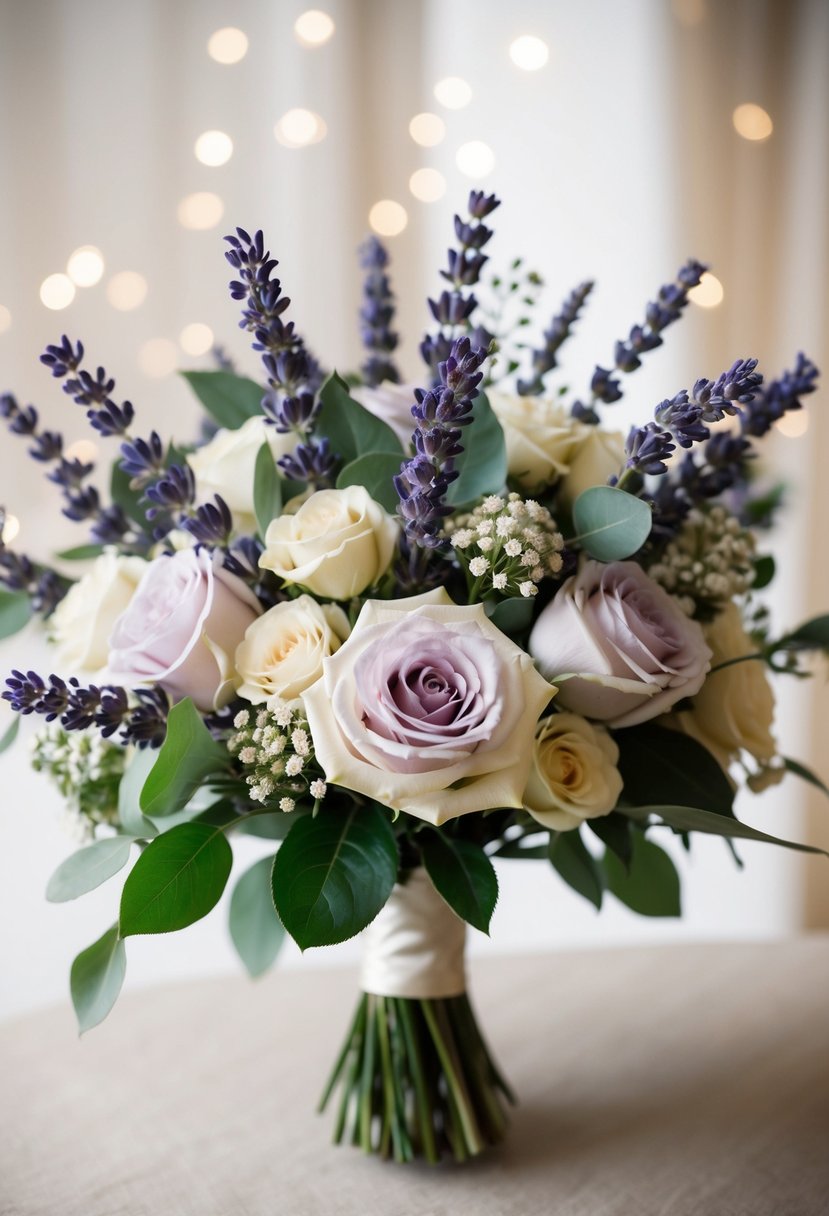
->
(302, 589, 554, 823)
(529, 560, 711, 728)
(108, 548, 261, 710)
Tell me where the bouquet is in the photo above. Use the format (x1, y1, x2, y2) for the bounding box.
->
(2, 190, 827, 1165)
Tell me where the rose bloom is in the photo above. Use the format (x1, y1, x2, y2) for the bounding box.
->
(259, 486, 399, 600)
(530, 560, 711, 728)
(108, 548, 261, 710)
(523, 712, 623, 831)
(302, 589, 554, 824)
(50, 551, 148, 674)
(669, 601, 779, 777)
(187, 415, 296, 533)
(351, 381, 417, 448)
(235, 595, 351, 705)
(489, 391, 581, 492)
(556, 427, 626, 509)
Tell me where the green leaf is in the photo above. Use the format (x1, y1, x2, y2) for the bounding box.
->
(55, 544, 106, 562)
(615, 723, 735, 817)
(419, 832, 498, 934)
(253, 442, 283, 537)
(571, 485, 653, 561)
(139, 699, 228, 818)
(229, 855, 286, 978)
(587, 812, 633, 869)
(316, 372, 403, 464)
(236, 810, 302, 840)
(0, 588, 31, 639)
(446, 392, 507, 506)
(271, 804, 398, 950)
(782, 756, 829, 799)
(119, 821, 233, 936)
(774, 614, 829, 654)
(181, 370, 265, 430)
(118, 748, 158, 838)
(485, 596, 536, 638)
(0, 713, 20, 755)
(110, 461, 147, 526)
(46, 836, 134, 903)
(548, 830, 604, 909)
(336, 452, 403, 513)
(623, 804, 829, 856)
(752, 554, 775, 590)
(603, 831, 681, 917)
(70, 926, 127, 1034)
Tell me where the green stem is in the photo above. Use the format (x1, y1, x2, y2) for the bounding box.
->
(396, 998, 439, 1165)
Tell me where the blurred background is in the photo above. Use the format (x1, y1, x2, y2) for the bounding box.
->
(0, 0, 827, 1020)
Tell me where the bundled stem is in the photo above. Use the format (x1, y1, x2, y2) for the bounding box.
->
(320, 991, 513, 1164)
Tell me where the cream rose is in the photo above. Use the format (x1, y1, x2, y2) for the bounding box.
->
(235, 595, 351, 705)
(523, 712, 623, 831)
(488, 391, 581, 491)
(671, 602, 778, 772)
(187, 415, 296, 532)
(529, 560, 712, 728)
(557, 426, 626, 509)
(259, 486, 399, 600)
(302, 589, 554, 824)
(351, 381, 417, 448)
(49, 551, 148, 674)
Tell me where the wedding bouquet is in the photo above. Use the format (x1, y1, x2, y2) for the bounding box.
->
(2, 190, 827, 1165)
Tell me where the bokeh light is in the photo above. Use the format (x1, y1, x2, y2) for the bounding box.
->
(65, 439, 99, 464)
(409, 112, 446, 147)
(368, 200, 408, 237)
(1, 512, 20, 543)
(409, 168, 446, 203)
(274, 109, 327, 148)
(456, 140, 496, 178)
(688, 272, 724, 308)
(40, 274, 75, 310)
(433, 77, 472, 110)
(776, 410, 809, 438)
(732, 103, 773, 142)
(138, 338, 178, 378)
(207, 27, 248, 65)
(179, 322, 215, 356)
(294, 10, 335, 47)
(67, 245, 105, 287)
(177, 191, 225, 229)
(0, 305, 11, 334)
(106, 271, 148, 311)
(509, 35, 549, 71)
(194, 130, 233, 167)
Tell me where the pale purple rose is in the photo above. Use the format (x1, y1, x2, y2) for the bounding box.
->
(302, 589, 553, 824)
(108, 548, 261, 711)
(529, 560, 711, 728)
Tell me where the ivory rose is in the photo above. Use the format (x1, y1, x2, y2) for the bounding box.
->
(235, 595, 351, 705)
(351, 380, 417, 448)
(302, 589, 554, 824)
(557, 426, 626, 509)
(670, 601, 778, 775)
(187, 415, 296, 532)
(488, 391, 580, 491)
(259, 486, 399, 600)
(523, 712, 623, 831)
(108, 548, 261, 710)
(50, 551, 148, 674)
(529, 560, 711, 727)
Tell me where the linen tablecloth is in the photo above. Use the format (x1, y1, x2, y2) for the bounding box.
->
(2, 938, 828, 1215)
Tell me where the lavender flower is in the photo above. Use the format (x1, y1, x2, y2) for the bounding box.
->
(3, 670, 168, 748)
(41, 336, 135, 438)
(0, 515, 69, 616)
(740, 352, 818, 437)
(358, 236, 400, 387)
(518, 280, 594, 396)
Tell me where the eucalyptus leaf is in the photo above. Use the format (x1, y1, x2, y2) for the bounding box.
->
(119, 821, 233, 936)
(571, 486, 652, 561)
(752, 554, 775, 590)
(0, 713, 20, 755)
(622, 804, 829, 856)
(271, 804, 398, 950)
(446, 392, 507, 506)
(229, 855, 286, 978)
(603, 832, 681, 917)
(139, 699, 228, 818)
(46, 836, 134, 903)
(181, 370, 266, 430)
(782, 756, 829, 799)
(0, 588, 31, 639)
(118, 748, 158, 838)
(253, 442, 283, 537)
(55, 544, 106, 562)
(548, 830, 604, 909)
(615, 723, 735, 817)
(420, 831, 498, 934)
(110, 461, 147, 526)
(316, 372, 403, 464)
(485, 596, 536, 638)
(774, 614, 829, 654)
(236, 810, 301, 840)
(336, 452, 403, 513)
(70, 926, 127, 1034)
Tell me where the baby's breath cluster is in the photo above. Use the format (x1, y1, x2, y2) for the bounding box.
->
(648, 505, 756, 618)
(31, 724, 126, 840)
(227, 704, 326, 809)
(449, 493, 565, 599)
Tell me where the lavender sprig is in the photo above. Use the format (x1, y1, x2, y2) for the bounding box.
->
(0, 509, 69, 615)
(3, 671, 168, 748)
(572, 260, 707, 423)
(518, 280, 594, 396)
(358, 236, 400, 387)
(420, 192, 500, 385)
(395, 336, 487, 550)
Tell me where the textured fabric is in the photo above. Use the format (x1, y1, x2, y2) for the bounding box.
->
(2, 939, 828, 1215)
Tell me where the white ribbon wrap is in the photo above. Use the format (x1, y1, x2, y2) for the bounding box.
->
(360, 869, 467, 999)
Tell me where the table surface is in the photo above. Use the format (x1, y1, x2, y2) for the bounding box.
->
(2, 938, 828, 1216)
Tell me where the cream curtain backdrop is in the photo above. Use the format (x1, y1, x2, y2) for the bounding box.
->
(0, 0, 826, 1020)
